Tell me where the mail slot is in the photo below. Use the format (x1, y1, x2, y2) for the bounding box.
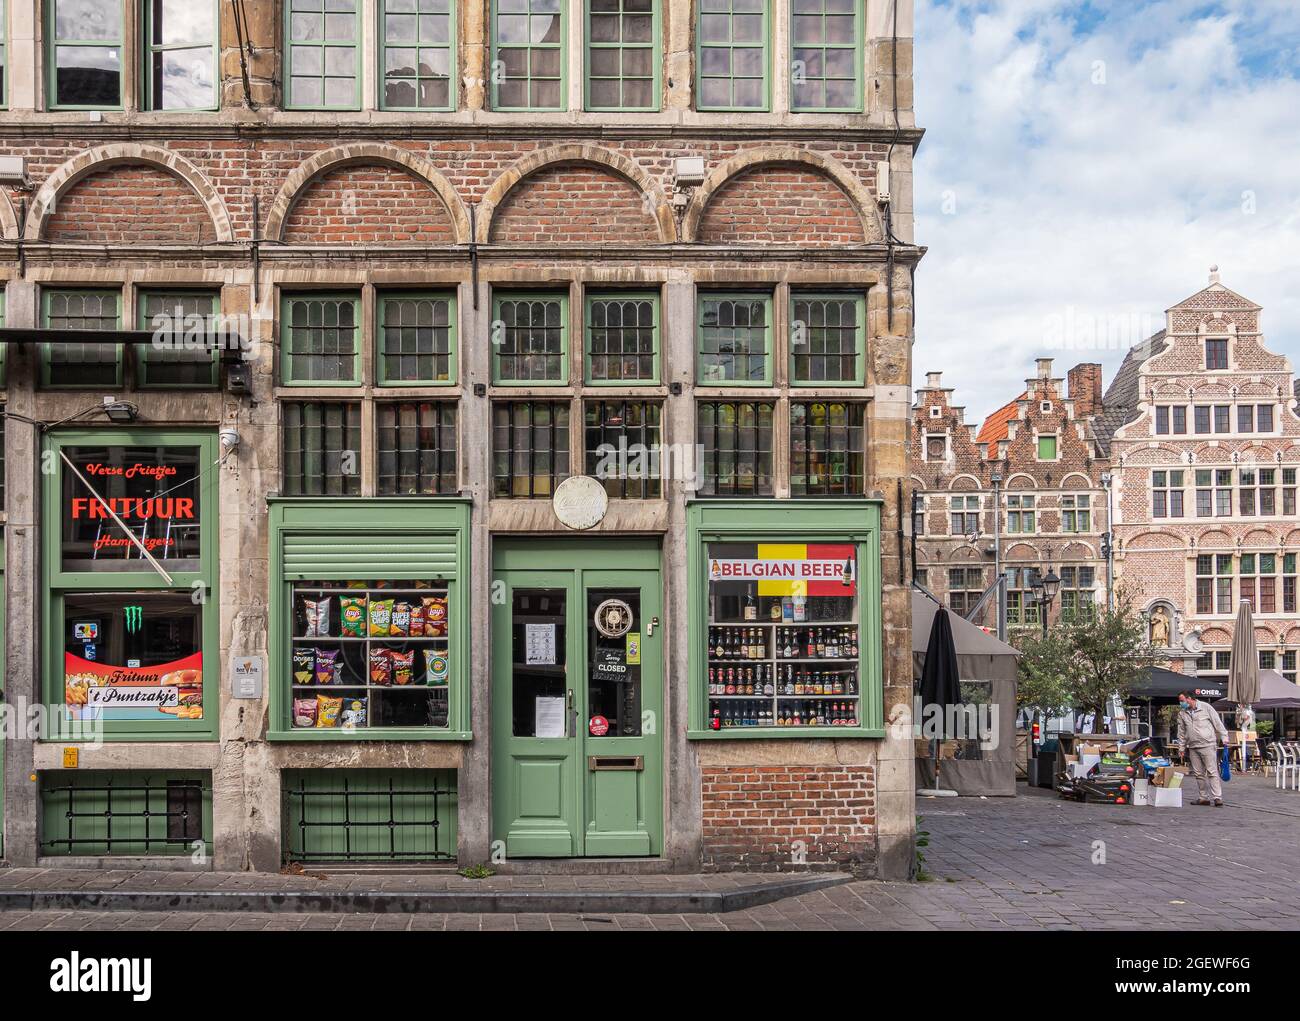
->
(588, 755, 644, 772)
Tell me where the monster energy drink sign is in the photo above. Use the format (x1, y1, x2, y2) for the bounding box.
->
(124, 605, 143, 633)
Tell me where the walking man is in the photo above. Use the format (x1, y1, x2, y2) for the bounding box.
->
(1176, 690, 1230, 806)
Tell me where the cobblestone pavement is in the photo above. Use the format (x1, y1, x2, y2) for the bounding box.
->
(3, 776, 1296, 931)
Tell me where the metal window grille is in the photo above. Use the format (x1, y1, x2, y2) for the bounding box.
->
(789, 401, 864, 496)
(139, 291, 220, 386)
(496, 297, 566, 382)
(284, 295, 359, 382)
(698, 296, 769, 383)
(695, 400, 773, 496)
(587, 295, 656, 381)
(791, 295, 859, 382)
(584, 399, 662, 498)
(380, 295, 454, 382)
(44, 289, 120, 386)
(41, 772, 209, 856)
(281, 401, 362, 496)
(377, 401, 458, 495)
(492, 400, 570, 498)
(284, 773, 456, 862)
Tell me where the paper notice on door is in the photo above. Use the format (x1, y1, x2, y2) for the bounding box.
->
(525, 623, 557, 665)
(535, 696, 567, 738)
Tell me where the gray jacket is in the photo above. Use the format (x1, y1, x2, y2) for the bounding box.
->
(1176, 700, 1229, 749)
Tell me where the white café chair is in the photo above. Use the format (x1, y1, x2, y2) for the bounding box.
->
(1278, 743, 1300, 792)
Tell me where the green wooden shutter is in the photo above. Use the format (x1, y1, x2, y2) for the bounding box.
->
(282, 533, 458, 580)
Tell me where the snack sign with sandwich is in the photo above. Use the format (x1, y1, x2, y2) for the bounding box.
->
(65, 651, 203, 721)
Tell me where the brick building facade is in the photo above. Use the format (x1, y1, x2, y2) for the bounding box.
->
(0, 0, 920, 877)
(911, 358, 1110, 636)
(1101, 271, 1300, 688)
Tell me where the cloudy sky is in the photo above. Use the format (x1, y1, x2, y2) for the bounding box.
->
(912, 0, 1300, 424)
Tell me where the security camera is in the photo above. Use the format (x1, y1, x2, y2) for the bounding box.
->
(219, 427, 241, 451)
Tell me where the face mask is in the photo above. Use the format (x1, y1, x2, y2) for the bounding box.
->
(1180, 702, 1193, 711)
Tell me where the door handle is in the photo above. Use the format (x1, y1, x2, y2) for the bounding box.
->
(567, 688, 575, 737)
(647, 616, 659, 637)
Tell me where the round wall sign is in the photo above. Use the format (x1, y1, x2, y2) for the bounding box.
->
(552, 475, 608, 530)
(589, 715, 610, 737)
(594, 598, 634, 638)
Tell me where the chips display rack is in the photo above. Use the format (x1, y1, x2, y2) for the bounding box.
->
(290, 583, 451, 730)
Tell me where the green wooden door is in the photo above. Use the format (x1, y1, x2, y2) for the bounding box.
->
(491, 542, 663, 858)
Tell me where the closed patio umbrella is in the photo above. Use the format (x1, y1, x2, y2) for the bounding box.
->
(918, 606, 961, 798)
(1227, 600, 1260, 770)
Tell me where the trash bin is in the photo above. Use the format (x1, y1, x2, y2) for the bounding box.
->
(1037, 738, 1060, 789)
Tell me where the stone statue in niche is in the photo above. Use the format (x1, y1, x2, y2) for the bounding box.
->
(1149, 607, 1171, 648)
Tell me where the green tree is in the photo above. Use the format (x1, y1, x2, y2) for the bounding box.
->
(1015, 591, 1158, 731)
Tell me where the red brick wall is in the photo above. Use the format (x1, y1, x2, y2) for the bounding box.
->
(45, 165, 216, 243)
(282, 164, 455, 244)
(697, 166, 865, 245)
(701, 765, 876, 875)
(488, 164, 659, 243)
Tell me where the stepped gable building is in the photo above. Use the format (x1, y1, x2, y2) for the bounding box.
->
(1102, 271, 1300, 687)
(911, 358, 1110, 633)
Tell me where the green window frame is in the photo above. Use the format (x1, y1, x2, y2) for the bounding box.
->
(789, 292, 864, 385)
(1037, 434, 1058, 461)
(281, 401, 364, 496)
(585, 291, 659, 384)
(697, 293, 772, 386)
(696, 0, 769, 112)
(377, 292, 457, 386)
(790, 0, 862, 113)
(41, 288, 123, 389)
(285, 0, 361, 111)
(137, 290, 220, 389)
(0, 0, 8, 109)
(584, 0, 660, 112)
(492, 292, 569, 385)
(377, 401, 459, 495)
(379, 0, 457, 111)
(491, 0, 566, 111)
(492, 399, 571, 498)
(48, 0, 124, 110)
(281, 293, 362, 386)
(144, 0, 219, 111)
(696, 400, 775, 497)
(789, 401, 866, 497)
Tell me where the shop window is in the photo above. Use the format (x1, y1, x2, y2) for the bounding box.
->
(697, 294, 772, 385)
(790, 0, 861, 112)
(281, 293, 361, 385)
(1036, 435, 1057, 461)
(789, 401, 865, 496)
(949, 494, 979, 536)
(491, 0, 565, 110)
(1059, 566, 1095, 622)
(790, 292, 863, 384)
(138, 290, 220, 388)
(1205, 338, 1228, 370)
(41, 288, 122, 388)
(585, 292, 658, 384)
(696, 0, 769, 111)
(48, 0, 123, 109)
(145, 0, 218, 111)
(40, 771, 212, 857)
(281, 401, 363, 496)
(377, 293, 456, 385)
(492, 293, 568, 385)
(705, 541, 860, 731)
(285, 0, 360, 109)
(947, 566, 983, 617)
(376, 401, 458, 495)
(1061, 494, 1090, 533)
(585, 0, 659, 111)
(288, 582, 452, 731)
(380, 0, 455, 111)
(1006, 493, 1035, 534)
(696, 400, 774, 497)
(492, 400, 570, 498)
(1152, 470, 1184, 518)
(584, 399, 663, 498)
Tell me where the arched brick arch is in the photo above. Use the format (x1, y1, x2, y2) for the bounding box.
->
(682, 147, 882, 244)
(265, 143, 470, 243)
(0, 190, 17, 239)
(25, 143, 233, 242)
(477, 144, 674, 243)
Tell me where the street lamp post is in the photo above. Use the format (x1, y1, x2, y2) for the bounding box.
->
(1030, 561, 1061, 639)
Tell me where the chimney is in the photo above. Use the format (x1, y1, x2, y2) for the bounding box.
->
(925, 371, 943, 388)
(1068, 363, 1103, 417)
(1035, 358, 1054, 380)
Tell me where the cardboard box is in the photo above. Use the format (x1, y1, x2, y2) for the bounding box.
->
(1133, 779, 1150, 806)
(1151, 786, 1182, 808)
(1166, 771, 1183, 789)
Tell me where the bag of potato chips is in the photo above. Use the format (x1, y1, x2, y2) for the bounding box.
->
(368, 599, 394, 637)
(316, 695, 343, 728)
(340, 596, 366, 638)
